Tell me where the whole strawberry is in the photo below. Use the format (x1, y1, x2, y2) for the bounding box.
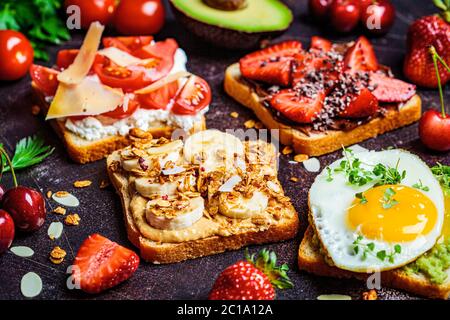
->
(403, 1, 450, 88)
(209, 249, 293, 300)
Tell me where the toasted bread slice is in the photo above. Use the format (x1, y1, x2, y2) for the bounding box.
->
(298, 226, 450, 300)
(107, 142, 300, 264)
(224, 63, 422, 156)
(31, 83, 206, 164)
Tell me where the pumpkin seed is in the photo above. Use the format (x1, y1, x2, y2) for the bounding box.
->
(10, 246, 34, 257)
(317, 294, 352, 300)
(47, 222, 64, 240)
(21, 272, 42, 298)
(52, 192, 79, 207)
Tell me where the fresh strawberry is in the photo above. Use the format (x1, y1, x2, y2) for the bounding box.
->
(270, 89, 325, 123)
(340, 88, 379, 118)
(73, 234, 140, 294)
(344, 36, 378, 73)
(369, 73, 416, 102)
(209, 249, 293, 300)
(239, 41, 303, 86)
(310, 36, 333, 52)
(292, 52, 342, 87)
(403, 5, 450, 88)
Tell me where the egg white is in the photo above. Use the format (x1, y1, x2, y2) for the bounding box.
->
(309, 149, 445, 273)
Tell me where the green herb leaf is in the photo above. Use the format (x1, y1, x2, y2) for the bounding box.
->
(376, 250, 387, 261)
(412, 180, 430, 192)
(431, 163, 450, 195)
(326, 167, 333, 182)
(381, 187, 399, 209)
(394, 244, 402, 254)
(355, 192, 368, 204)
(1, 135, 54, 173)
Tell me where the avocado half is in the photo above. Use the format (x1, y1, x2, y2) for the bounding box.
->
(170, 0, 293, 50)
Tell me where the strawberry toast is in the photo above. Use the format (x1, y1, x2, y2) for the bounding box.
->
(31, 23, 211, 164)
(225, 36, 421, 156)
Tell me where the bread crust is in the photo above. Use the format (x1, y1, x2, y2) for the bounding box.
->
(224, 63, 422, 156)
(298, 226, 450, 300)
(106, 150, 300, 264)
(31, 83, 206, 164)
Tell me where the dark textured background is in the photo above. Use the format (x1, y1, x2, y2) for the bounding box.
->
(0, 0, 449, 300)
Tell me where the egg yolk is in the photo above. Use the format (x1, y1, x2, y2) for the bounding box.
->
(347, 185, 438, 242)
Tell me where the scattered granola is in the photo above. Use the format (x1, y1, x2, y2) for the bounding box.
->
(289, 177, 299, 182)
(73, 180, 92, 188)
(230, 112, 239, 118)
(244, 119, 256, 129)
(31, 105, 40, 116)
(46, 190, 52, 199)
(362, 289, 378, 300)
(99, 180, 110, 189)
(49, 246, 67, 265)
(65, 214, 81, 226)
(54, 191, 69, 198)
(282, 146, 293, 155)
(294, 154, 309, 163)
(129, 127, 153, 140)
(52, 206, 66, 215)
(254, 121, 264, 129)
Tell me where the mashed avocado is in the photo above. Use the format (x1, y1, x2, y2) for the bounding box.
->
(404, 238, 450, 284)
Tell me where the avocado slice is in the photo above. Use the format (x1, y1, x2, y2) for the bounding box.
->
(170, 0, 293, 50)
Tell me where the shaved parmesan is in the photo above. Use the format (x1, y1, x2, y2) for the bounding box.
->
(135, 71, 191, 94)
(57, 22, 104, 85)
(98, 47, 143, 67)
(46, 77, 124, 120)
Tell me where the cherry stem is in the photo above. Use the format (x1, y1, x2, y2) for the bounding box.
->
(429, 46, 448, 118)
(0, 147, 18, 188)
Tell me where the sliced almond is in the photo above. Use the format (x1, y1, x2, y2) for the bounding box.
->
(282, 146, 293, 155)
(52, 206, 66, 215)
(244, 119, 256, 129)
(73, 180, 92, 188)
(230, 112, 239, 118)
(65, 214, 81, 226)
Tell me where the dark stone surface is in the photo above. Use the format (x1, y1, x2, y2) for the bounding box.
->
(0, 0, 448, 300)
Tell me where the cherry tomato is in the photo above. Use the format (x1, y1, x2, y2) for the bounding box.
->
(360, 0, 395, 35)
(172, 76, 211, 115)
(102, 98, 139, 119)
(29, 65, 59, 96)
(65, 0, 115, 29)
(113, 0, 165, 35)
(330, 0, 360, 33)
(102, 36, 154, 54)
(94, 62, 151, 92)
(0, 30, 33, 81)
(138, 81, 179, 110)
(56, 49, 106, 70)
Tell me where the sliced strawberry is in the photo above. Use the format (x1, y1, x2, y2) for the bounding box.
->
(73, 234, 139, 294)
(239, 40, 303, 86)
(310, 36, 333, 52)
(369, 73, 416, 103)
(270, 89, 325, 123)
(292, 52, 341, 87)
(339, 88, 379, 118)
(344, 36, 378, 73)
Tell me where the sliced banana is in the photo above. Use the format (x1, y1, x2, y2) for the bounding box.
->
(183, 130, 245, 173)
(146, 197, 204, 230)
(135, 178, 178, 197)
(122, 158, 144, 171)
(148, 140, 183, 155)
(219, 190, 268, 219)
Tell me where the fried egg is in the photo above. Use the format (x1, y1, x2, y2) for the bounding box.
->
(309, 149, 445, 272)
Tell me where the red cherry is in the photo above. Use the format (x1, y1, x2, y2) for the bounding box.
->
(0, 184, 5, 203)
(308, 0, 334, 21)
(330, 0, 360, 33)
(360, 0, 395, 35)
(0, 210, 15, 254)
(2, 186, 46, 232)
(419, 110, 450, 152)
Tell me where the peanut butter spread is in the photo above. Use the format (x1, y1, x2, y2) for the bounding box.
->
(109, 130, 294, 243)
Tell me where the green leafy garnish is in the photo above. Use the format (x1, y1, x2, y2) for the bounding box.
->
(334, 148, 373, 186)
(381, 187, 399, 209)
(0, 0, 70, 60)
(353, 236, 402, 263)
(1, 135, 54, 173)
(326, 167, 333, 182)
(412, 179, 430, 192)
(355, 192, 368, 204)
(373, 159, 406, 187)
(431, 163, 450, 195)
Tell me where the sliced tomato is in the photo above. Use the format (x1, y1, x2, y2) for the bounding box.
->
(172, 76, 211, 115)
(137, 81, 179, 110)
(310, 36, 333, 52)
(102, 36, 154, 54)
(56, 49, 107, 70)
(93, 62, 151, 92)
(344, 36, 378, 73)
(270, 89, 325, 123)
(29, 64, 59, 96)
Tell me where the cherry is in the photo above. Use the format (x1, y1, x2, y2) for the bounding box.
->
(308, 0, 333, 21)
(360, 0, 395, 35)
(419, 110, 450, 152)
(0, 209, 15, 254)
(2, 186, 46, 232)
(330, 0, 360, 33)
(0, 184, 5, 203)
